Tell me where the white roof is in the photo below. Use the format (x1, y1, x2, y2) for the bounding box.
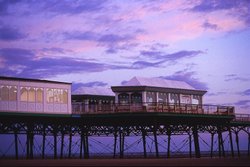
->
(122, 76, 196, 90)
(73, 86, 115, 96)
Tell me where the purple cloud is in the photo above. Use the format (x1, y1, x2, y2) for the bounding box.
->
(161, 71, 208, 90)
(166, 50, 204, 61)
(72, 81, 108, 91)
(63, 31, 98, 41)
(105, 47, 118, 54)
(149, 43, 168, 50)
(98, 34, 135, 54)
(98, 34, 133, 43)
(41, 47, 69, 54)
(226, 74, 237, 77)
(0, 0, 20, 16)
(63, 30, 136, 54)
(0, 48, 123, 78)
(0, 25, 27, 41)
(191, 0, 246, 12)
(191, 0, 250, 25)
(140, 50, 204, 61)
(140, 50, 162, 57)
(206, 92, 227, 96)
(126, 50, 204, 70)
(242, 89, 250, 96)
(202, 21, 218, 30)
(64, 31, 130, 43)
(0, 48, 33, 62)
(131, 60, 164, 69)
(234, 100, 250, 111)
(46, 0, 107, 15)
(225, 74, 249, 82)
(0, 0, 108, 16)
(103, 42, 139, 54)
(97, 32, 137, 54)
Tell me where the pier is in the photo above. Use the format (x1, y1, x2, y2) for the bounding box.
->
(0, 103, 249, 160)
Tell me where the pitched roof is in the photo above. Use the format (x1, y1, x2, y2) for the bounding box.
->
(122, 76, 197, 90)
(0, 76, 71, 85)
(72, 86, 115, 96)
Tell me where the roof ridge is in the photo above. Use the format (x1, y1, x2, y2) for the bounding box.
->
(122, 76, 198, 90)
(132, 76, 143, 86)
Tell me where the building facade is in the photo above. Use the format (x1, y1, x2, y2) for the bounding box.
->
(72, 86, 115, 114)
(0, 76, 71, 114)
(111, 76, 207, 105)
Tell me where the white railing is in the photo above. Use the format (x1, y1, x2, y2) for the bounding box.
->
(234, 114, 250, 122)
(72, 102, 235, 116)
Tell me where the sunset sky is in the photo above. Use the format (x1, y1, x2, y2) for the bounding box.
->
(0, 0, 249, 113)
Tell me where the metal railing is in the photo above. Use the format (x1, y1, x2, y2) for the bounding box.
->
(72, 102, 235, 116)
(234, 114, 250, 122)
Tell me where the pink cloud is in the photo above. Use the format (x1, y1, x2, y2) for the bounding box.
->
(136, 8, 247, 43)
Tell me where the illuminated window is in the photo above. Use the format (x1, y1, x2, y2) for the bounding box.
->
(9, 86, 17, 101)
(131, 93, 142, 103)
(192, 95, 200, 104)
(20, 87, 28, 101)
(28, 88, 35, 102)
(54, 89, 62, 103)
(63, 90, 68, 104)
(180, 95, 191, 104)
(118, 93, 129, 104)
(1, 86, 9, 101)
(46, 88, 54, 103)
(36, 88, 43, 103)
(147, 97, 153, 103)
(169, 93, 179, 104)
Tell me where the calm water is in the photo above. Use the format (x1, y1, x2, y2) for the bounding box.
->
(0, 132, 248, 159)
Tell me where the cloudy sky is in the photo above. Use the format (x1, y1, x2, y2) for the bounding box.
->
(0, 0, 249, 113)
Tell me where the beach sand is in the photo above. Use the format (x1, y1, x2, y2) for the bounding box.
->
(0, 158, 249, 167)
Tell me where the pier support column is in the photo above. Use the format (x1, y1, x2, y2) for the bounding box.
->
(53, 131, 57, 159)
(218, 132, 221, 157)
(218, 128, 225, 157)
(167, 131, 171, 158)
(235, 131, 240, 157)
(42, 125, 46, 159)
(113, 128, 117, 158)
(26, 125, 34, 159)
(248, 133, 250, 156)
(26, 131, 30, 159)
(189, 133, 192, 158)
(221, 134, 225, 157)
(86, 133, 89, 158)
(83, 131, 89, 159)
(60, 133, 64, 159)
(119, 130, 125, 158)
(210, 133, 214, 157)
(228, 127, 234, 157)
(82, 132, 86, 158)
(68, 130, 72, 158)
(193, 126, 200, 158)
(142, 128, 147, 158)
(14, 131, 18, 160)
(29, 133, 34, 159)
(153, 128, 159, 158)
(247, 133, 250, 156)
(80, 133, 83, 159)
